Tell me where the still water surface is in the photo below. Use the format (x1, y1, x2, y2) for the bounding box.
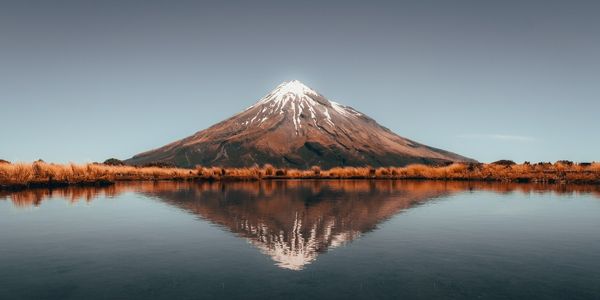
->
(1, 180, 600, 299)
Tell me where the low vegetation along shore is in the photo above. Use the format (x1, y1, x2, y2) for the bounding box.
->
(1, 159, 599, 190)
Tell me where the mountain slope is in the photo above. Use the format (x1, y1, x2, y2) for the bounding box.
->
(126, 80, 475, 168)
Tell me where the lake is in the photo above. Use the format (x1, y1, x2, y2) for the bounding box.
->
(1, 180, 600, 299)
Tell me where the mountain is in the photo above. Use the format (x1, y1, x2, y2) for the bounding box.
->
(126, 80, 474, 168)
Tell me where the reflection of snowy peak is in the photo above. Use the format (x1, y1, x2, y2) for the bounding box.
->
(243, 213, 361, 270)
(127, 80, 474, 168)
(149, 181, 456, 270)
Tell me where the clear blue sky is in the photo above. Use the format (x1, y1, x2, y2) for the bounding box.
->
(1, 0, 599, 163)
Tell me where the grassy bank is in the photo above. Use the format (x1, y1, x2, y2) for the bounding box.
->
(0, 162, 196, 190)
(1, 161, 599, 190)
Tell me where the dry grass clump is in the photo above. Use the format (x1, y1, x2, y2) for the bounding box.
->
(323, 167, 371, 178)
(225, 167, 261, 179)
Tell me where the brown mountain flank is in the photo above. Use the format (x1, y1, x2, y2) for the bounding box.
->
(126, 80, 475, 168)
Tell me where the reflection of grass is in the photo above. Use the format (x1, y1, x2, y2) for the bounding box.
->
(1, 161, 599, 189)
(4, 180, 600, 209)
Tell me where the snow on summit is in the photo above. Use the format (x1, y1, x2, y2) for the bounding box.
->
(270, 80, 318, 98)
(256, 80, 322, 107)
(246, 80, 358, 133)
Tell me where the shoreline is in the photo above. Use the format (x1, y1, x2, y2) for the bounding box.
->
(1, 176, 599, 192)
(1, 161, 599, 191)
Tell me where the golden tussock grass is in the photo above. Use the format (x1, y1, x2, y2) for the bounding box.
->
(0, 161, 195, 186)
(1, 161, 599, 189)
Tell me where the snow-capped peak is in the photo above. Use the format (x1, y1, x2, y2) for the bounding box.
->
(275, 80, 318, 97)
(256, 80, 321, 105)
(242, 80, 362, 135)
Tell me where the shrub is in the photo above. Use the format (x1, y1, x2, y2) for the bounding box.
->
(142, 161, 176, 168)
(368, 167, 376, 177)
(376, 167, 390, 177)
(556, 160, 574, 166)
(437, 161, 454, 167)
(467, 162, 483, 171)
(264, 164, 275, 176)
(492, 160, 516, 166)
(311, 166, 321, 176)
(103, 158, 125, 166)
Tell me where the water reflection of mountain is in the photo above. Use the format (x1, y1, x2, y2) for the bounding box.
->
(138, 180, 600, 270)
(148, 181, 456, 270)
(2, 181, 600, 270)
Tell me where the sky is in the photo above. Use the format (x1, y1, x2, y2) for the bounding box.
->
(1, 0, 599, 163)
